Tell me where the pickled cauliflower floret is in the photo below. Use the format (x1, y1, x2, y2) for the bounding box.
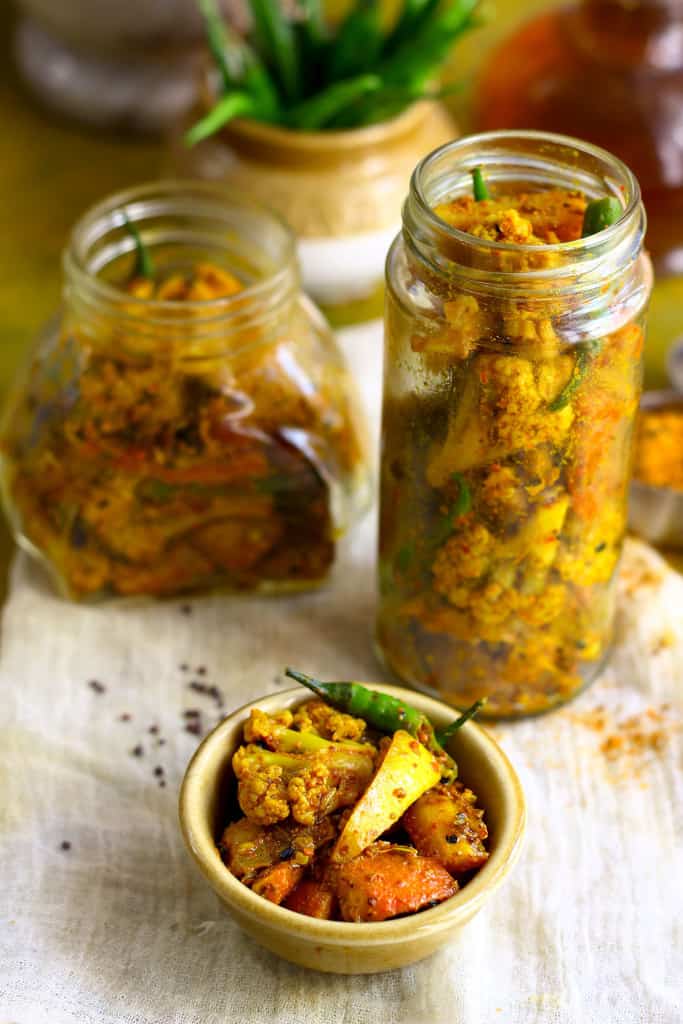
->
(517, 582, 567, 626)
(535, 355, 575, 403)
(232, 745, 290, 826)
(502, 313, 560, 356)
(433, 521, 495, 597)
(467, 580, 519, 626)
(411, 294, 489, 361)
(291, 699, 367, 742)
(428, 352, 575, 481)
(433, 190, 586, 244)
(232, 735, 375, 827)
(481, 354, 575, 454)
(286, 760, 333, 827)
(480, 465, 528, 524)
(498, 208, 534, 244)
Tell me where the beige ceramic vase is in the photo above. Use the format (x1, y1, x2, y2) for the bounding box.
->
(176, 99, 458, 323)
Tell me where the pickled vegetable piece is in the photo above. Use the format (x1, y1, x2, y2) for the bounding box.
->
(335, 842, 458, 922)
(331, 730, 441, 863)
(232, 725, 376, 826)
(220, 815, 336, 880)
(403, 782, 489, 875)
(284, 878, 336, 919)
(252, 861, 304, 904)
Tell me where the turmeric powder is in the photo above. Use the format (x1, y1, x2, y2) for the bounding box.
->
(633, 406, 683, 492)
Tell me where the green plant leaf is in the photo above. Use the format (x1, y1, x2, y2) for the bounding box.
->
(326, 0, 384, 82)
(285, 73, 382, 131)
(249, 0, 300, 102)
(183, 91, 258, 146)
(198, 0, 237, 91)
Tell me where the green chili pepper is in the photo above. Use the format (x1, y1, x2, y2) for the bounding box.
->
(198, 0, 280, 119)
(432, 472, 471, 547)
(285, 667, 457, 777)
(184, 91, 258, 146)
(249, 0, 300, 102)
(472, 166, 491, 201)
(396, 544, 414, 573)
(327, 0, 384, 82)
(436, 699, 487, 746)
(450, 472, 471, 516)
(286, 667, 425, 734)
(136, 479, 176, 503)
(285, 669, 487, 778)
(285, 74, 381, 131)
(122, 212, 154, 280)
(581, 196, 622, 237)
(548, 339, 602, 412)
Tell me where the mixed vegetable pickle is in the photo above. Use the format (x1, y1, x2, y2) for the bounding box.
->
(221, 672, 488, 922)
(378, 173, 646, 716)
(0, 217, 366, 599)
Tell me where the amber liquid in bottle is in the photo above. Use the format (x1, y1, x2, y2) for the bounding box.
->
(476, 0, 683, 275)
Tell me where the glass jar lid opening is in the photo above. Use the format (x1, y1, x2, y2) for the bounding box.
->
(404, 130, 646, 290)
(63, 180, 298, 335)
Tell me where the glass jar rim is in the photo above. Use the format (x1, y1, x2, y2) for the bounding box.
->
(63, 179, 298, 326)
(408, 128, 643, 259)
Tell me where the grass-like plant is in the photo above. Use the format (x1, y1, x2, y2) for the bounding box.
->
(185, 0, 480, 144)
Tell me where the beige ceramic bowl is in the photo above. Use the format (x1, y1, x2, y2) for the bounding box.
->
(179, 683, 526, 974)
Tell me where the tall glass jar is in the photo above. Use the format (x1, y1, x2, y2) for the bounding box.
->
(376, 131, 651, 718)
(0, 182, 370, 600)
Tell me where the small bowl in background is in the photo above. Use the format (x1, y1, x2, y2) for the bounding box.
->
(179, 683, 526, 974)
(629, 390, 683, 550)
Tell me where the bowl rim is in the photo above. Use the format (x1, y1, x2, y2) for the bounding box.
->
(179, 682, 526, 944)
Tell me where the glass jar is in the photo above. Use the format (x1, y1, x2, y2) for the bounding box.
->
(376, 131, 651, 718)
(0, 182, 370, 600)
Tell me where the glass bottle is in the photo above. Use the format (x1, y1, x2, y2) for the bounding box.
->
(476, 0, 683, 276)
(0, 182, 370, 600)
(377, 131, 651, 718)
(474, 0, 683, 388)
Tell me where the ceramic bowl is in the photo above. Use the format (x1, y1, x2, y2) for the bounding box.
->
(629, 390, 683, 549)
(179, 682, 526, 974)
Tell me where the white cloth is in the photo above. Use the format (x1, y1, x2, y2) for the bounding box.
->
(1, 324, 682, 1024)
